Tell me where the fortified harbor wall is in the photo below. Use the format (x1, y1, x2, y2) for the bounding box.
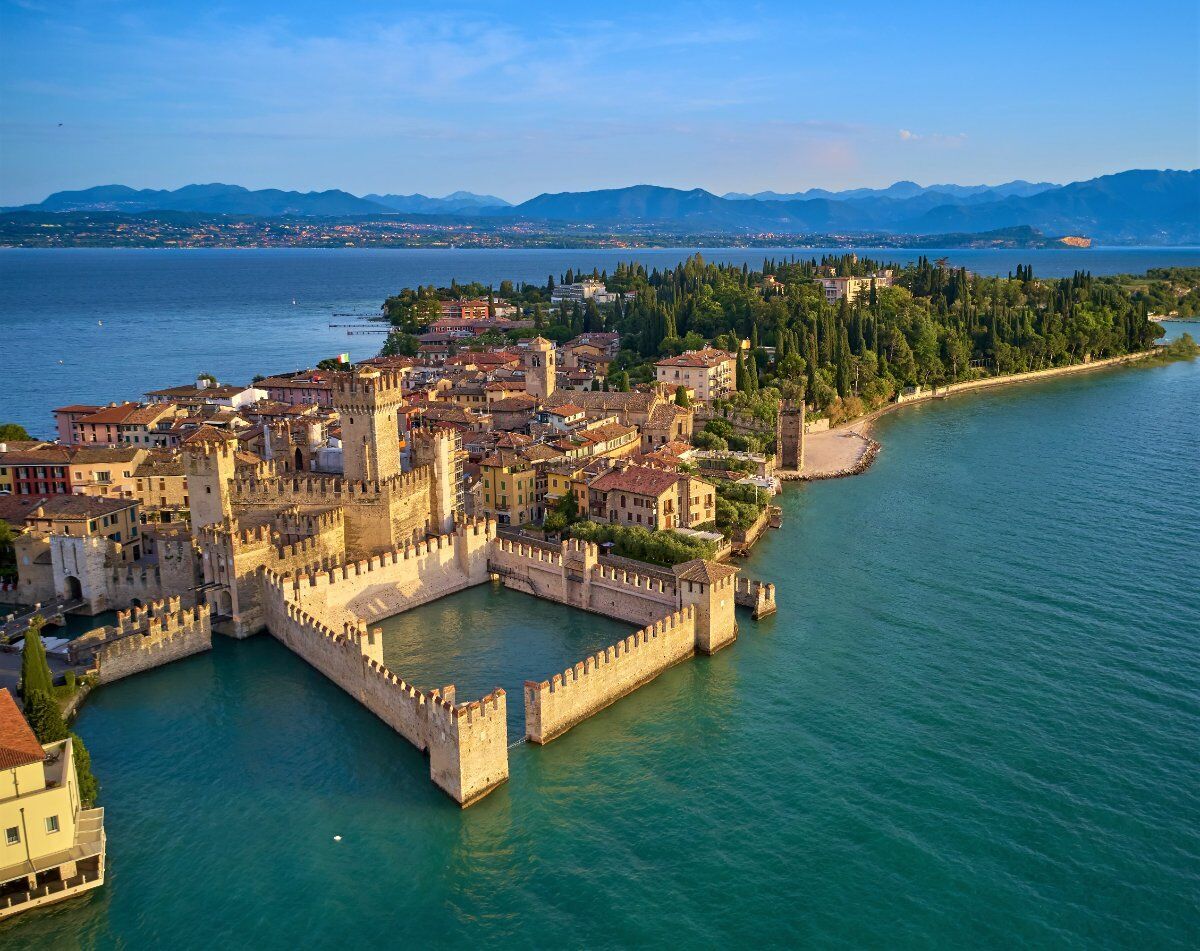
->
(71, 597, 212, 684)
(285, 518, 495, 627)
(488, 537, 677, 627)
(261, 562, 508, 807)
(524, 606, 696, 744)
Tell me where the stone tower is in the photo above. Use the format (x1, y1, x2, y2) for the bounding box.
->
(411, 428, 461, 535)
(183, 427, 238, 529)
(673, 559, 739, 654)
(776, 400, 805, 472)
(331, 367, 404, 483)
(524, 336, 556, 401)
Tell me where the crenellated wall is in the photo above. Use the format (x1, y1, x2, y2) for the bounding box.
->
(71, 598, 212, 683)
(524, 606, 696, 744)
(735, 576, 777, 619)
(261, 564, 508, 807)
(487, 537, 677, 626)
(286, 518, 495, 628)
(228, 470, 433, 559)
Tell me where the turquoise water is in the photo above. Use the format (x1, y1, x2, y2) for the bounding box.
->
(3, 333, 1197, 948)
(4, 246, 1199, 436)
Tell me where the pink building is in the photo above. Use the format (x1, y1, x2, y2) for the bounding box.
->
(52, 405, 101, 445)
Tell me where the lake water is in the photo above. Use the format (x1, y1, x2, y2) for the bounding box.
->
(2, 246, 1198, 436)
(0, 250, 1198, 947)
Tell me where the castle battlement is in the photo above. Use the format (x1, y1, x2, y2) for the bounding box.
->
(524, 606, 697, 744)
(593, 563, 675, 594)
(72, 601, 212, 683)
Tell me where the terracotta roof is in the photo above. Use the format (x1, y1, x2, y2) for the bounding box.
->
(71, 446, 143, 464)
(0, 495, 51, 525)
(183, 425, 235, 445)
(76, 403, 141, 425)
(29, 495, 137, 520)
(0, 690, 46, 770)
(546, 390, 654, 413)
(655, 348, 736, 369)
(122, 404, 175, 425)
(672, 559, 739, 584)
(489, 396, 538, 412)
(545, 404, 585, 417)
(0, 445, 74, 465)
(53, 404, 102, 414)
(589, 465, 681, 497)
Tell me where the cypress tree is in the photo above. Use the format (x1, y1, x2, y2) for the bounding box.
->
(25, 690, 67, 744)
(20, 616, 53, 706)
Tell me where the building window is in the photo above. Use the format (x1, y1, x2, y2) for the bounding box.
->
(5, 827, 18, 845)
(45, 815, 60, 834)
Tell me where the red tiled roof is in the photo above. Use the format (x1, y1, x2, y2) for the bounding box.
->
(589, 465, 681, 497)
(76, 403, 141, 425)
(0, 689, 48, 770)
(655, 348, 736, 369)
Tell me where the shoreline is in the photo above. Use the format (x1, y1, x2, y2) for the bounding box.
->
(792, 349, 1162, 481)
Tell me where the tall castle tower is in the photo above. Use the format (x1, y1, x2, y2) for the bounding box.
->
(523, 336, 556, 401)
(331, 367, 404, 483)
(183, 427, 238, 529)
(776, 400, 805, 472)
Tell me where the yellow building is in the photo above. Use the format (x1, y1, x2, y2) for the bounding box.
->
(131, 452, 190, 522)
(25, 496, 144, 562)
(479, 449, 541, 526)
(0, 690, 106, 919)
(69, 446, 147, 500)
(654, 348, 737, 403)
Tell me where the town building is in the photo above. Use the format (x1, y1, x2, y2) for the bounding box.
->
(478, 449, 541, 526)
(145, 378, 267, 410)
(587, 464, 716, 531)
(438, 299, 490, 321)
(817, 270, 894, 304)
(51, 406, 101, 446)
(257, 372, 335, 408)
(0, 690, 106, 920)
(550, 280, 617, 305)
(654, 349, 737, 403)
(0, 445, 75, 496)
(72, 404, 140, 447)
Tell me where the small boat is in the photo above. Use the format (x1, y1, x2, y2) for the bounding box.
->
(97, 320, 103, 326)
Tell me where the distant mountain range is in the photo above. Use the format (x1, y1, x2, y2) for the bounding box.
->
(364, 191, 511, 213)
(722, 180, 1059, 202)
(10, 169, 1198, 243)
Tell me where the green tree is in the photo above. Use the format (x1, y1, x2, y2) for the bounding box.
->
(674, 385, 691, 407)
(379, 332, 420, 357)
(20, 616, 54, 704)
(71, 733, 100, 807)
(24, 690, 67, 743)
(0, 422, 31, 441)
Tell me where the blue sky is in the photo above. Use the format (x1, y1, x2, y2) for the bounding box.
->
(1, 0, 1197, 204)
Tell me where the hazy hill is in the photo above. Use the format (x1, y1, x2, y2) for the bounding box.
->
(22, 183, 392, 216)
(723, 180, 1058, 202)
(364, 191, 511, 213)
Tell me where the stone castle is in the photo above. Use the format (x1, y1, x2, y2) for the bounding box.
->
(55, 365, 772, 807)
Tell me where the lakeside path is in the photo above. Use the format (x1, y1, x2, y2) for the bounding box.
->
(791, 350, 1160, 481)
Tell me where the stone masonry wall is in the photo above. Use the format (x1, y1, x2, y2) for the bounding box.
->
(524, 606, 696, 744)
(74, 599, 212, 684)
(288, 518, 495, 628)
(487, 537, 677, 627)
(261, 567, 508, 806)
